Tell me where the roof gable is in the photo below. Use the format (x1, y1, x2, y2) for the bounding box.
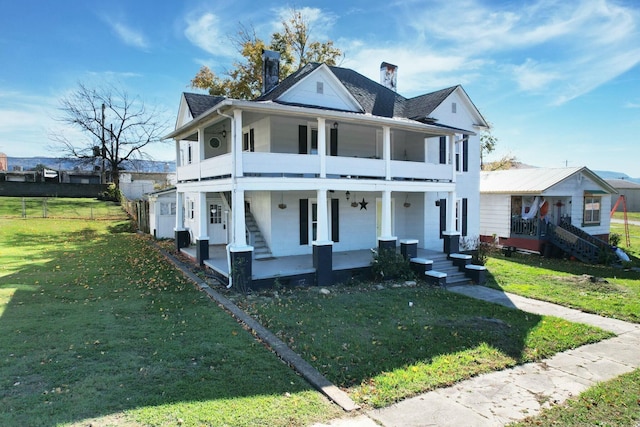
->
(176, 93, 226, 130)
(274, 64, 364, 113)
(406, 86, 457, 120)
(427, 86, 489, 129)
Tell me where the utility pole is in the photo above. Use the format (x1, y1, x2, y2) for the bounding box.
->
(101, 103, 106, 184)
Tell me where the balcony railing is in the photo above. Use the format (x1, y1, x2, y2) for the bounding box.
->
(177, 154, 233, 181)
(180, 152, 455, 182)
(390, 160, 451, 181)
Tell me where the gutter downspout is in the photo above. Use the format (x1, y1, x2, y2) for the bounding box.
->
(218, 108, 235, 289)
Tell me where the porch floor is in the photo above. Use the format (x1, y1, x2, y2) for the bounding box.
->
(180, 245, 443, 281)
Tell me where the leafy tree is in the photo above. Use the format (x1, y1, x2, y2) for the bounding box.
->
(483, 154, 519, 171)
(480, 125, 498, 168)
(51, 82, 169, 188)
(191, 8, 343, 99)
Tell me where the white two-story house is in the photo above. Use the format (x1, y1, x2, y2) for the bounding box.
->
(166, 59, 489, 288)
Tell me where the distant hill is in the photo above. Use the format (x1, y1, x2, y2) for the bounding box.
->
(6, 157, 176, 173)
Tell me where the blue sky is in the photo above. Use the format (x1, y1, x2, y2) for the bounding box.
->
(1, 0, 639, 177)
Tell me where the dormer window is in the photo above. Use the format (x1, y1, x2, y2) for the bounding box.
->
(316, 82, 324, 94)
(452, 102, 457, 113)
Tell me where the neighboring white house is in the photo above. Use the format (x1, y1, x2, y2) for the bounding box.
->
(166, 59, 489, 287)
(147, 187, 176, 239)
(606, 179, 640, 212)
(479, 167, 617, 261)
(120, 171, 176, 200)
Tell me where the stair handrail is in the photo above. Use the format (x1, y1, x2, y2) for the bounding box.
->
(548, 223, 601, 263)
(558, 219, 609, 250)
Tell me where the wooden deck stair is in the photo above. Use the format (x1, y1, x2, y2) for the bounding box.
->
(547, 222, 604, 264)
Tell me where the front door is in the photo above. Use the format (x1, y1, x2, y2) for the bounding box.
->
(208, 198, 227, 244)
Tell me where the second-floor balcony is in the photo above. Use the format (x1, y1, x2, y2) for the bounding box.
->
(179, 152, 453, 182)
(176, 113, 462, 183)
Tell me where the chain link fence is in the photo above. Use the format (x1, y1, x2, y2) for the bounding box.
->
(0, 197, 125, 220)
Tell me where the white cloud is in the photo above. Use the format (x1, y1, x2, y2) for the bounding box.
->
(105, 19, 149, 50)
(184, 12, 234, 57)
(512, 59, 561, 92)
(393, 0, 640, 104)
(271, 6, 337, 41)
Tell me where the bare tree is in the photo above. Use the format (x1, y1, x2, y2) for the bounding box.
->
(51, 82, 169, 188)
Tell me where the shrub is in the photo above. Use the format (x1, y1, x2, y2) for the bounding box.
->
(371, 249, 415, 282)
(609, 233, 621, 247)
(460, 236, 498, 266)
(98, 183, 121, 202)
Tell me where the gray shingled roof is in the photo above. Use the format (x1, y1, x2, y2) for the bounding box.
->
(189, 63, 463, 123)
(405, 86, 458, 120)
(183, 93, 226, 118)
(256, 63, 410, 118)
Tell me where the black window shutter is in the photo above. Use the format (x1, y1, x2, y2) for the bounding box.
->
(249, 128, 255, 152)
(462, 136, 469, 172)
(439, 198, 447, 238)
(331, 198, 339, 242)
(439, 136, 446, 164)
(462, 198, 468, 236)
(299, 199, 308, 245)
(298, 125, 308, 154)
(243, 133, 249, 151)
(330, 128, 338, 156)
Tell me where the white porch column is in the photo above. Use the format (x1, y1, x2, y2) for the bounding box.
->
(197, 192, 209, 240)
(175, 191, 184, 231)
(317, 117, 326, 178)
(315, 189, 330, 244)
(231, 188, 248, 247)
(233, 109, 243, 177)
(381, 189, 393, 239)
(383, 126, 391, 180)
(198, 128, 205, 161)
(449, 134, 456, 183)
(447, 190, 457, 233)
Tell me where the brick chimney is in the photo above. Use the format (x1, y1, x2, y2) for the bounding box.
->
(380, 62, 398, 92)
(262, 50, 281, 94)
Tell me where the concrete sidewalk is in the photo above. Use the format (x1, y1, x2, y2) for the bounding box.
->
(313, 285, 640, 427)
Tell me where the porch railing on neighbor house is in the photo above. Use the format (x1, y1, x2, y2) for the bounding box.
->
(510, 216, 542, 238)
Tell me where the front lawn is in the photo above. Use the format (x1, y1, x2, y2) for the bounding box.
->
(0, 209, 341, 427)
(485, 253, 640, 323)
(239, 283, 612, 408)
(509, 368, 640, 427)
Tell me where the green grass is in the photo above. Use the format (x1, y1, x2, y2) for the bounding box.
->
(509, 368, 640, 427)
(610, 217, 640, 260)
(485, 252, 640, 323)
(612, 211, 640, 222)
(0, 205, 341, 426)
(0, 196, 123, 219)
(239, 284, 612, 408)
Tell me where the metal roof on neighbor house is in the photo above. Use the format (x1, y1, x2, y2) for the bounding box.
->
(480, 167, 617, 194)
(606, 179, 640, 189)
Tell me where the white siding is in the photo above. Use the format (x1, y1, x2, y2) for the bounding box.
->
(278, 67, 361, 112)
(480, 194, 511, 238)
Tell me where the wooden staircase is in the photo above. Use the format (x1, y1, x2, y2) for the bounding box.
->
(547, 221, 606, 264)
(245, 211, 273, 259)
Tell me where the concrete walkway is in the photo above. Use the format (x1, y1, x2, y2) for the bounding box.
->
(313, 285, 640, 427)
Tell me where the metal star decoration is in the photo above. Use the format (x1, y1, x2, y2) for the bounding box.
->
(359, 198, 368, 210)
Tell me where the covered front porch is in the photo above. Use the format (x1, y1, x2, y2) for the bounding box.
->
(181, 244, 445, 288)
